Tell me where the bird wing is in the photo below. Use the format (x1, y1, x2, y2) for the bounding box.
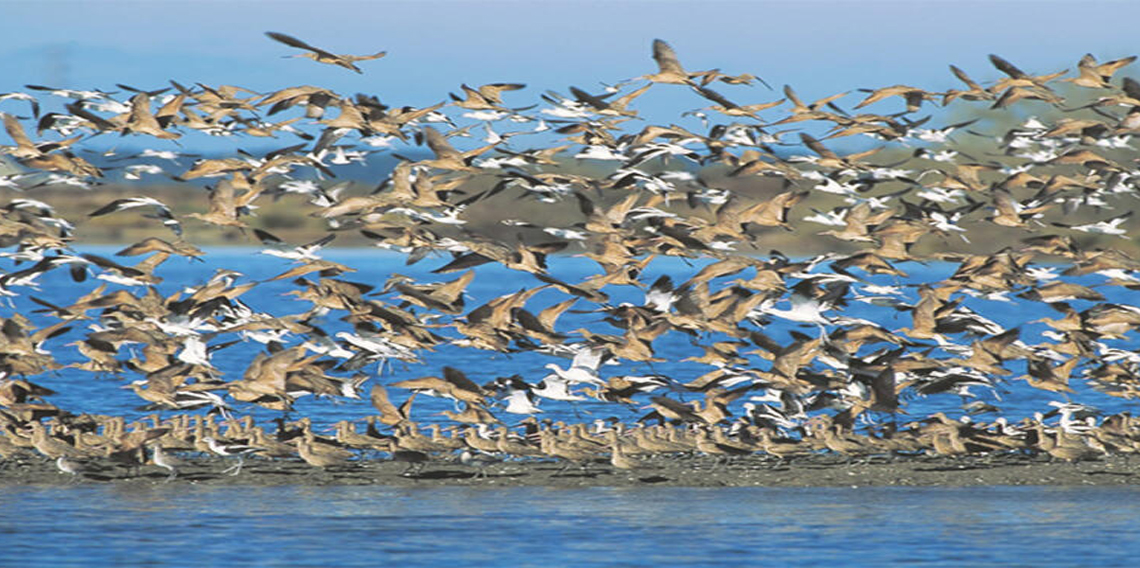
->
(2, 113, 36, 151)
(265, 31, 337, 59)
(421, 126, 462, 160)
(949, 65, 983, 90)
(652, 39, 686, 74)
(344, 51, 388, 63)
(799, 133, 838, 160)
(989, 54, 1027, 79)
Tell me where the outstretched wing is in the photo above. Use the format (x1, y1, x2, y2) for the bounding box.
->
(265, 31, 335, 58)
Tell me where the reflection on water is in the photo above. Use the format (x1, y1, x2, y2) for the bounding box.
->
(0, 485, 1137, 567)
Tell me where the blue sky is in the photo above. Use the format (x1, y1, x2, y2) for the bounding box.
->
(2, 0, 1139, 152)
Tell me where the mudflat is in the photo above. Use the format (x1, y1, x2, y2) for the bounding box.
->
(7, 453, 1140, 488)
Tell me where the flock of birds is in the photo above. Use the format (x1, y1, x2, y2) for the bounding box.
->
(1, 33, 1140, 481)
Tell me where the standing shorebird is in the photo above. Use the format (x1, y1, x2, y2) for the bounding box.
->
(202, 436, 255, 476)
(55, 456, 89, 482)
(296, 436, 354, 470)
(383, 440, 429, 477)
(607, 430, 644, 472)
(540, 430, 599, 476)
(150, 444, 184, 481)
(458, 449, 500, 479)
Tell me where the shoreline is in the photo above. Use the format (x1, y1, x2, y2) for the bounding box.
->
(7, 453, 1140, 488)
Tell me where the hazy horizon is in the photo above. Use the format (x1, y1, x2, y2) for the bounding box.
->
(4, 1, 1135, 109)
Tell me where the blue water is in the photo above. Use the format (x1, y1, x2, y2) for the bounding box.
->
(0, 484, 1136, 567)
(11, 248, 1140, 429)
(6, 250, 1140, 566)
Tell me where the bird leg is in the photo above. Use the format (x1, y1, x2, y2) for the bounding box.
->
(554, 460, 571, 477)
(401, 461, 426, 477)
(221, 456, 244, 476)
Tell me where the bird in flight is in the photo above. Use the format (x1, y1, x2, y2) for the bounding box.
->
(265, 31, 386, 73)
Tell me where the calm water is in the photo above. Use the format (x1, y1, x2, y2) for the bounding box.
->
(0, 484, 1136, 567)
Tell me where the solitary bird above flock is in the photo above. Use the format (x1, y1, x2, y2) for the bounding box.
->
(265, 31, 387, 74)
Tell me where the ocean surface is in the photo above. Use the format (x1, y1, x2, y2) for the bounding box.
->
(1, 484, 1137, 567)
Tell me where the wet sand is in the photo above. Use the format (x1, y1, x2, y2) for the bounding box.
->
(6, 453, 1140, 488)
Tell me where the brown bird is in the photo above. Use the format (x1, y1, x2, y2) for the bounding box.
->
(296, 434, 355, 469)
(115, 237, 203, 260)
(988, 53, 1067, 91)
(641, 39, 697, 85)
(943, 64, 995, 104)
(1065, 53, 1137, 89)
(1024, 357, 1079, 394)
(381, 438, 430, 476)
(149, 444, 184, 481)
(450, 83, 527, 111)
(124, 93, 180, 139)
(265, 31, 386, 73)
(797, 133, 881, 170)
(569, 84, 653, 117)
(419, 126, 497, 171)
(540, 429, 599, 476)
(185, 177, 249, 230)
(854, 85, 938, 113)
(391, 366, 487, 406)
(772, 85, 847, 124)
(647, 396, 707, 424)
(369, 384, 416, 426)
(694, 427, 752, 467)
(607, 430, 644, 471)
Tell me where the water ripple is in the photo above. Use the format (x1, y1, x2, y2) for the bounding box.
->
(1, 485, 1138, 567)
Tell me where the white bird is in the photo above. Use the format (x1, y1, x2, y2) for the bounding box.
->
(0, 91, 39, 117)
(202, 436, 255, 476)
(1054, 211, 1132, 237)
(124, 164, 165, 180)
(1047, 401, 1101, 434)
(759, 280, 842, 326)
(254, 229, 335, 261)
(335, 331, 417, 366)
(87, 196, 182, 236)
(55, 456, 90, 481)
(543, 362, 604, 387)
(802, 207, 848, 227)
(531, 376, 586, 402)
(502, 388, 543, 415)
(1026, 266, 1060, 281)
(928, 211, 969, 241)
(643, 275, 678, 312)
(176, 336, 211, 367)
(458, 449, 501, 479)
(574, 145, 626, 161)
(389, 206, 468, 225)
